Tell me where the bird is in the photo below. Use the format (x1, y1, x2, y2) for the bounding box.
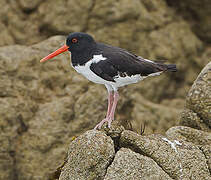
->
(40, 32, 177, 130)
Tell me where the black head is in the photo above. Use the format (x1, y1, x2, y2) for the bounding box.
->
(66, 32, 96, 53)
(40, 32, 97, 65)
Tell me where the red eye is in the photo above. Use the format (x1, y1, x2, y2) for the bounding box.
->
(72, 38, 78, 43)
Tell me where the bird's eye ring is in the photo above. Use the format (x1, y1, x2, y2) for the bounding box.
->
(72, 38, 78, 43)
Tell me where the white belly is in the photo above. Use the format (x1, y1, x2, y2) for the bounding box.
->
(113, 74, 143, 87)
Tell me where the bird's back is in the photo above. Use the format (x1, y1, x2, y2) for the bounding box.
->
(93, 43, 177, 78)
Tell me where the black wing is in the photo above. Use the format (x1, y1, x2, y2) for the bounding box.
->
(90, 43, 176, 82)
(90, 60, 117, 82)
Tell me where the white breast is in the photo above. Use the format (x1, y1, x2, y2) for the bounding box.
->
(72, 54, 110, 84)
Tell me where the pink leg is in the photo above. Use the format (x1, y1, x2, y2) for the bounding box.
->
(107, 91, 119, 128)
(94, 91, 119, 130)
(94, 91, 113, 130)
(106, 91, 114, 118)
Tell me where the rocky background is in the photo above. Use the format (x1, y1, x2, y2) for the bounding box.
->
(0, 0, 210, 179)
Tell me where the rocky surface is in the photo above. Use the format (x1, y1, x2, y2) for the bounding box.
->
(59, 130, 115, 180)
(120, 130, 210, 180)
(59, 125, 211, 180)
(166, 126, 211, 146)
(166, 126, 211, 174)
(166, 0, 211, 42)
(180, 62, 211, 131)
(105, 148, 171, 180)
(0, 0, 210, 45)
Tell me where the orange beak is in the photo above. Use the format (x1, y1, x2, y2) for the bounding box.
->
(40, 45, 69, 63)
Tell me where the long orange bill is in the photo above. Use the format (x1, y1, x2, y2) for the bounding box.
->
(40, 45, 69, 63)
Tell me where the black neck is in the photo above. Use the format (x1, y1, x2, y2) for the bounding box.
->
(71, 43, 98, 66)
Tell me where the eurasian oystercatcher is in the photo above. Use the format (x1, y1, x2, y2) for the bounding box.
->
(40, 32, 177, 130)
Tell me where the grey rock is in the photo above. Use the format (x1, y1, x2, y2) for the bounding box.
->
(120, 130, 210, 180)
(200, 145, 211, 174)
(166, 126, 211, 146)
(166, 126, 211, 175)
(181, 61, 211, 131)
(59, 126, 211, 180)
(59, 130, 115, 180)
(104, 148, 172, 180)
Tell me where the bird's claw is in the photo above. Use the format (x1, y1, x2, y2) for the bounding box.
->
(94, 117, 113, 130)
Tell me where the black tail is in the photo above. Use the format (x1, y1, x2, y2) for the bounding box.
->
(156, 63, 177, 72)
(166, 64, 177, 72)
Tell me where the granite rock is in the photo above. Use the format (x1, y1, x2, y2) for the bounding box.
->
(59, 130, 115, 180)
(180, 62, 211, 131)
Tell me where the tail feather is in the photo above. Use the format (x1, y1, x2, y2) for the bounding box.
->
(141, 58, 177, 73)
(155, 62, 177, 72)
(166, 64, 177, 72)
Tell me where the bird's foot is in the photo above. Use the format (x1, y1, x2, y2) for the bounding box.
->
(94, 117, 113, 130)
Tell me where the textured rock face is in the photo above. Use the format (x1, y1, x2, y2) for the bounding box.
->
(166, 0, 211, 42)
(59, 130, 115, 180)
(59, 125, 211, 180)
(104, 148, 171, 180)
(180, 62, 211, 131)
(166, 126, 211, 146)
(120, 130, 210, 180)
(1, 0, 210, 46)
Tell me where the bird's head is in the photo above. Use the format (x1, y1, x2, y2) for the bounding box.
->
(40, 32, 96, 63)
